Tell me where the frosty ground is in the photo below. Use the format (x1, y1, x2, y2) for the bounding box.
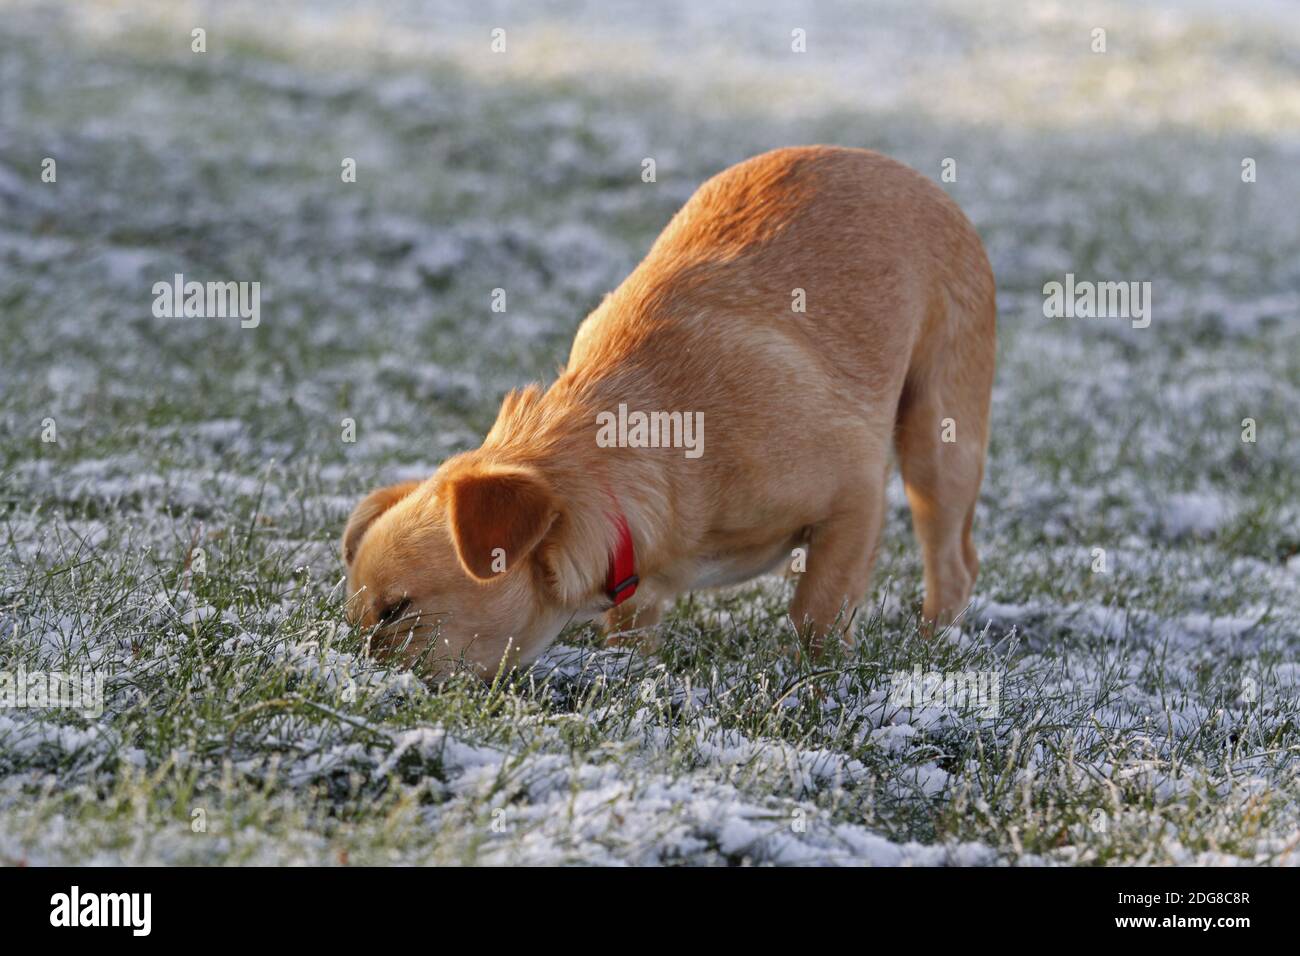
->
(1, 0, 1299, 865)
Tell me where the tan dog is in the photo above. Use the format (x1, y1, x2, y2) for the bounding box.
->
(342, 146, 996, 679)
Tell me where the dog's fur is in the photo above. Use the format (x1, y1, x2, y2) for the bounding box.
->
(343, 146, 996, 679)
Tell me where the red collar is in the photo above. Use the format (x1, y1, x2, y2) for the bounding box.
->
(605, 509, 639, 606)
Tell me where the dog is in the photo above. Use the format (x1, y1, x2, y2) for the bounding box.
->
(342, 146, 996, 679)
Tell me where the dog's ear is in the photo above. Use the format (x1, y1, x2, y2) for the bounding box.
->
(440, 464, 559, 581)
(342, 481, 422, 567)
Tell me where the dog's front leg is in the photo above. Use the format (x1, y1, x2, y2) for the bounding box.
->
(603, 599, 663, 652)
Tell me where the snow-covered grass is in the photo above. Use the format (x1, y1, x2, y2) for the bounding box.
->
(1, 0, 1299, 865)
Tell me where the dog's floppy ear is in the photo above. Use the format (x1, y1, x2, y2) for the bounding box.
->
(342, 481, 422, 566)
(440, 464, 559, 581)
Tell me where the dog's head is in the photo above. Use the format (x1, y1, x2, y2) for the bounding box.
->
(341, 459, 577, 680)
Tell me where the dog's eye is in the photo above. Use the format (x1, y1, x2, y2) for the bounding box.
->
(376, 597, 411, 627)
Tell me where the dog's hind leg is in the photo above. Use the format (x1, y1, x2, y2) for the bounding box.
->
(893, 296, 995, 628)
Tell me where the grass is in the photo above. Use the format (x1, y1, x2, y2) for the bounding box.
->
(1, 0, 1299, 864)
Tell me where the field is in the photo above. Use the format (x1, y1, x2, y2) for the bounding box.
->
(1, 0, 1299, 865)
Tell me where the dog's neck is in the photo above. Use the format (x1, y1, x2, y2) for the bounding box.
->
(476, 375, 674, 610)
